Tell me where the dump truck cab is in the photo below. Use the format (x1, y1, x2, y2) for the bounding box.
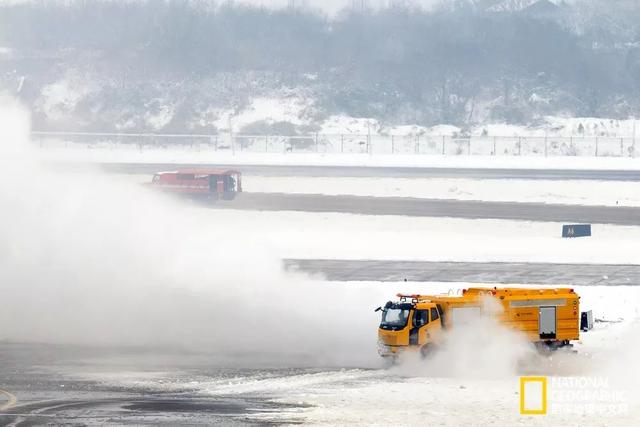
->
(377, 287, 580, 360)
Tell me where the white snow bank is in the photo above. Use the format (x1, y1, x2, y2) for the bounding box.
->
(0, 46, 13, 57)
(319, 115, 377, 135)
(473, 122, 547, 137)
(215, 96, 313, 132)
(38, 145, 640, 170)
(182, 99, 640, 137)
(175, 208, 640, 265)
(36, 73, 97, 122)
(544, 116, 640, 138)
(245, 176, 640, 207)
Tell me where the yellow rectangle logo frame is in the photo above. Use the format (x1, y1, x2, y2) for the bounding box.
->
(520, 376, 547, 415)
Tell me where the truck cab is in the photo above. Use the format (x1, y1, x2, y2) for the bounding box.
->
(377, 296, 444, 358)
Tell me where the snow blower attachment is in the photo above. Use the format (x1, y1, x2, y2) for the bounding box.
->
(376, 287, 580, 360)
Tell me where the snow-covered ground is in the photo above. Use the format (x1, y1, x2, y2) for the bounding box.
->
(5, 99, 640, 424)
(271, 283, 640, 426)
(245, 176, 640, 207)
(33, 78, 640, 138)
(74, 281, 640, 426)
(119, 172, 640, 207)
(33, 80, 640, 138)
(212, 97, 314, 132)
(262, 282, 638, 425)
(175, 208, 640, 265)
(38, 145, 640, 169)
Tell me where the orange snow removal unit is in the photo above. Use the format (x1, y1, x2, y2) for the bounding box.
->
(377, 287, 580, 359)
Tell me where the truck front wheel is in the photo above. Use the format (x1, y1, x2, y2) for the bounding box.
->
(420, 343, 435, 359)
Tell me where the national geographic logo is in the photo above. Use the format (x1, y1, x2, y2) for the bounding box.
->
(520, 377, 547, 415)
(520, 376, 629, 416)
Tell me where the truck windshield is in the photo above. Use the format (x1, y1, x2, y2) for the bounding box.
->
(381, 308, 410, 328)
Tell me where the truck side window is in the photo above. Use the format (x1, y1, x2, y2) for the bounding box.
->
(414, 310, 429, 327)
(431, 307, 439, 321)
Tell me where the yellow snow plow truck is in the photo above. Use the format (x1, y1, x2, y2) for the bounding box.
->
(376, 287, 580, 359)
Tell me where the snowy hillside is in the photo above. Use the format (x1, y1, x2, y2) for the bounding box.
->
(28, 76, 640, 137)
(488, 0, 554, 12)
(2, 0, 640, 133)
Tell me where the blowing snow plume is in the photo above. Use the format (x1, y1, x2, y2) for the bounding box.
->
(0, 97, 378, 367)
(392, 295, 538, 379)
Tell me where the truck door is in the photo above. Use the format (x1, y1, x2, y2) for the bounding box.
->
(409, 309, 429, 345)
(539, 306, 557, 339)
(427, 307, 442, 342)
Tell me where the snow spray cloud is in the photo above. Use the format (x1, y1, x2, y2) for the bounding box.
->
(0, 97, 379, 367)
(393, 294, 537, 379)
(588, 322, 640, 412)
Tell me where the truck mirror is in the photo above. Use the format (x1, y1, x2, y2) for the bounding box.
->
(374, 307, 382, 312)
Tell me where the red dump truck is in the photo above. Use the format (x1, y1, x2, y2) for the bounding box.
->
(149, 169, 242, 200)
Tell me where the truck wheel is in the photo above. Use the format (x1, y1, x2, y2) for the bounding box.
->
(382, 356, 398, 369)
(420, 344, 435, 359)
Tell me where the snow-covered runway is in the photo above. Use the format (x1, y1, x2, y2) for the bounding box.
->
(5, 283, 631, 426)
(3, 119, 639, 425)
(285, 259, 640, 286)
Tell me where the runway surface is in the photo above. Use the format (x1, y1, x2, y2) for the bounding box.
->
(90, 163, 640, 181)
(60, 162, 640, 224)
(219, 192, 640, 225)
(0, 343, 309, 426)
(284, 259, 640, 286)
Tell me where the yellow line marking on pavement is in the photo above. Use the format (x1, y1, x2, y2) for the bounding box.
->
(0, 389, 17, 411)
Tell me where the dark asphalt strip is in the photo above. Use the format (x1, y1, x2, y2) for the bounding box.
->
(59, 162, 640, 181)
(284, 259, 640, 286)
(214, 192, 640, 226)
